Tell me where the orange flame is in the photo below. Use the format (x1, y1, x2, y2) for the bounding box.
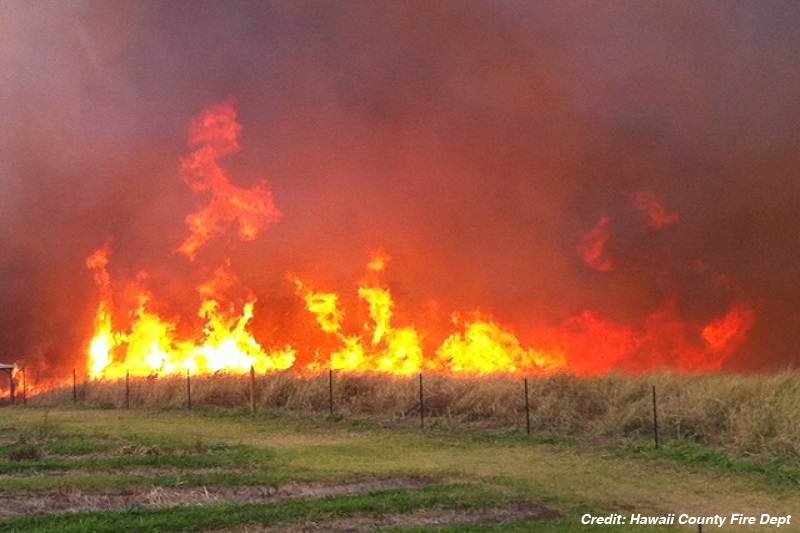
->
(86, 248, 295, 379)
(579, 215, 614, 272)
(626, 191, 679, 229)
(80, 100, 756, 383)
(178, 100, 281, 259)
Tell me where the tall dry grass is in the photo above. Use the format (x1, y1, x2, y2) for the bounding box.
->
(30, 371, 800, 463)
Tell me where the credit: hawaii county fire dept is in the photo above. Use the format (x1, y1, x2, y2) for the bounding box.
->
(581, 513, 792, 527)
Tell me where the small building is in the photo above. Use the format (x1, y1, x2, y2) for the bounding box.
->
(0, 363, 16, 404)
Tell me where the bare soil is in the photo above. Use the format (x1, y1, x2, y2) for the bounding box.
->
(224, 502, 561, 532)
(0, 477, 434, 519)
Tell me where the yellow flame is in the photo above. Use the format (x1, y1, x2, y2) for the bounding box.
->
(87, 245, 565, 381)
(358, 287, 392, 345)
(88, 303, 115, 377)
(291, 276, 344, 334)
(437, 320, 565, 376)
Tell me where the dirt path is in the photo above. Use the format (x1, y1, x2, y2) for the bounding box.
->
(223, 502, 561, 532)
(0, 477, 435, 519)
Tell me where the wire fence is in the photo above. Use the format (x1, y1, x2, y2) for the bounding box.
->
(8, 367, 800, 465)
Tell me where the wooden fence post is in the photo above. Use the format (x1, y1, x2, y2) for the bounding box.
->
(419, 373, 425, 429)
(186, 370, 192, 410)
(72, 369, 77, 404)
(328, 368, 334, 416)
(652, 385, 659, 449)
(249, 365, 256, 414)
(523, 378, 531, 435)
(125, 370, 130, 410)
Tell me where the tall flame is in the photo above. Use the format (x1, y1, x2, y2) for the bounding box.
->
(178, 100, 281, 259)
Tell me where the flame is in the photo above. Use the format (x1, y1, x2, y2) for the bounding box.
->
(367, 249, 390, 272)
(178, 100, 281, 260)
(85, 243, 116, 377)
(579, 215, 614, 272)
(540, 301, 756, 376)
(86, 252, 295, 379)
(627, 191, 679, 229)
(437, 318, 565, 376)
(702, 305, 755, 353)
(288, 256, 560, 377)
(76, 100, 756, 385)
(290, 275, 344, 334)
(290, 261, 426, 376)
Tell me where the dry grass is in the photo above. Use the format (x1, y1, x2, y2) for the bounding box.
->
(32, 370, 800, 463)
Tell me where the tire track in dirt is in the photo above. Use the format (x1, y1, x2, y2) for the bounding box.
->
(224, 502, 562, 532)
(0, 477, 436, 519)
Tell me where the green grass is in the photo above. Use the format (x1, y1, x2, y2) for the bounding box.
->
(625, 440, 800, 486)
(36, 371, 800, 467)
(0, 445, 264, 475)
(0, 407, 797, 532)
(396, 521, 672, 532)
(0, 484, 504, 533)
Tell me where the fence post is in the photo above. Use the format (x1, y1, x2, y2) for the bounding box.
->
(21, 369, 26, 406)
(125, 370, 130, 410)
(328, 368, 334, 416)
(524, 378, 531, 435)
(8, 370, 14, 406)
(72, 369, 77, 404)
(186, 370, 192, 410)
(249, 365, 256, 414)
(652, 385, 659, 449)
(419, 373, 425, 429)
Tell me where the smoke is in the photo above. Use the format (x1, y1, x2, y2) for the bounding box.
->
(2, 1, 800, 379)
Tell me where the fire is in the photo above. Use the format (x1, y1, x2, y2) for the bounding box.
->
(702, 305, 755, 353)
(75, 100, 756, 385)
(86, 243, 116, 377)
(289, 276, 344, 334)
(85, 249, 295, 379)
(626, 191, 679, 229)
(579, 215, 614, 272)
(437, 318, 566, 375)
(367, 249, 390, 272)
(178, 100, 281, 260)
(289, 263, 426, 376)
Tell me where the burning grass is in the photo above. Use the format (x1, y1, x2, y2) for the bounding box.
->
(29, 370, 800, 466)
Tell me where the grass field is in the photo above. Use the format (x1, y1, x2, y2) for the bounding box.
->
(31, 371, 800, 465)
(0, 406, 797, 532)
